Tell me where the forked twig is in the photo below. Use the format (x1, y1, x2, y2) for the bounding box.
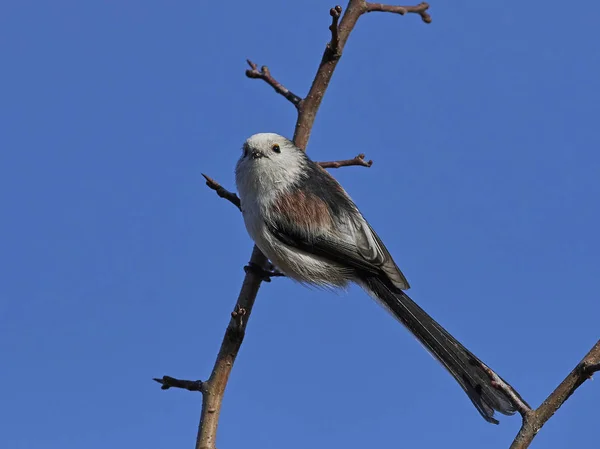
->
(509, 340, 600, 449)
(245, 60, 302, 108)
(201, 173, 241, 210)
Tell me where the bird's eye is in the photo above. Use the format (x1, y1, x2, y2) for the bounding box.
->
(271, 144, 281, 153)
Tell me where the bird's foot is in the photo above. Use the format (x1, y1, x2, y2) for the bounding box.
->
(244, 262, 285, 282)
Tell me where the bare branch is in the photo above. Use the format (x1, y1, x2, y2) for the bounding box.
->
(201, 173, 241, 210)
(245, 60, 303, 108)
(365, 2, 432, 23)
(153, 376, 204, 392)
(293, 1, 431, 149)
(196, 245, 269, 449)
(509, 340, 600, 449)
(327, 6, 344, 57)
(318, 153, 373, 169)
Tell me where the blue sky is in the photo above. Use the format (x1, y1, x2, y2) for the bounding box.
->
(1, 1, 598, 448)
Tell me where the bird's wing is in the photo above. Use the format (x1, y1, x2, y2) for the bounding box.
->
(355, 218, 411, 290)
(265, 210, 410, 290)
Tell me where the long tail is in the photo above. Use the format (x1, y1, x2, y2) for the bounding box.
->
(363, 276, 522, 424)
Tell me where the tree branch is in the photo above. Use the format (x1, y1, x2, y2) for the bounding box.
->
(327, 6, 344, 57)
(153, 376, 204, 392)
(293, 1, 430, 149)
(190, 245, 268, 449)
(365, 2, 432, 23)
(509, 340, 600, 449)
(245, 60, 302, 108)
(201, 173, 241, 211)
(159, 3, 430, 449)
(318, 153, 373, 169)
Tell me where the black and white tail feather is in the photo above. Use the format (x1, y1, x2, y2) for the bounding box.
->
(235, 132, 520, 423)
(363, 276, 516, 423)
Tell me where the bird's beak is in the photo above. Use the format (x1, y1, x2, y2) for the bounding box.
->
(251, 150, 266, 159)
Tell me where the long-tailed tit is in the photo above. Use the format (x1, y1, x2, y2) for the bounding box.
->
(235, 132, 519, 423)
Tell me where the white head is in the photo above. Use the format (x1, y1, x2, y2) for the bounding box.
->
(235, 133, 307, 205)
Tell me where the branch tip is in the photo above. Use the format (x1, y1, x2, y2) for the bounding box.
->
(202, 173, 241, 210)
(318, 154, 374, 169)
(328, 5, 343, 56)
(153, 375, 204, 392)
(245, 59, 303, 107)
(365, 2, 431, 23)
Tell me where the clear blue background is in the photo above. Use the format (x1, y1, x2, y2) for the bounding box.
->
(1, 1, 598, 448)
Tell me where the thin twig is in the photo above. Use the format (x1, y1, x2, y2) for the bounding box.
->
(201, 173, 241, 210)
(293, 1, 431, 149)
(318, 153, 373, 169)
(509, 340, 600, 449)
(153, 376, 204, 392)
(245, 60, 303, 108)
(365, 2, 432, 23)
(327, 6, 344, 57)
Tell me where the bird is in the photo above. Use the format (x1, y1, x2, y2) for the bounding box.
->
(234, 132, 520, 423)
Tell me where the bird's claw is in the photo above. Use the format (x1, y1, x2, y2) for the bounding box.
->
(244, 262, 285, 282)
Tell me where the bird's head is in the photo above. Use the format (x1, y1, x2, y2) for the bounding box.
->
(235, 133, 307, 202)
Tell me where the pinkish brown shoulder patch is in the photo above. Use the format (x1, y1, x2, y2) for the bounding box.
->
(273, 189, 333, 231)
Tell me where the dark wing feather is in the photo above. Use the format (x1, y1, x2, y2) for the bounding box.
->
(266, 219, 383, 277)
(269, 158, 410, 290)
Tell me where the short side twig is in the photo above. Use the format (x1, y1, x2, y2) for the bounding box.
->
(318, 153, 373, 169)
(509, 340, 600, 449)
(327, 6, 344, 57)
(153, 376, 204, 392)
(201, 173, 241, 210)
(245, 60, 303, 108)
(365, 2, 432, 23)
